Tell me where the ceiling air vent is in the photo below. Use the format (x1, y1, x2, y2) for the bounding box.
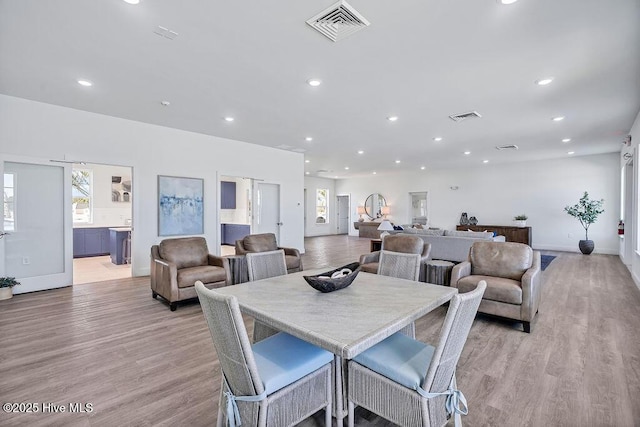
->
(306, 0, 370, 42)
(448, 111, 482, 122)
(496, 144, 519, 150)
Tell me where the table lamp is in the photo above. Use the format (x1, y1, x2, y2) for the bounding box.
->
(357, 206, 366, 222)
(377, 219, 394, 238)
(381, 206, 390, 218)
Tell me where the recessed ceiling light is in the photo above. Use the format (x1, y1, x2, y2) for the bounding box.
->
(483, 160, 489, 164)
(305, 172, 310, 175)
(77, 79, 93, 87)
(224, 116, 235, 122)
(562, 138, 572, 143)
(395, 160, 401, 164)
(552, 116, 565, 122)
(433, 137, 443, 142)
(535, 77, 554, 86)
(357, 150, 364, 154)
(568, 151, 575, 155)
(499, 0, 518, 4)
(372, 171, 377, 175)
(160, 101, 170, 106)
(307, 79, 322, 87)
(464, 151, 471, 155)
(123, 0, 140, 4)
(305, 160, 310, 163)
(344, 167, 349, 170)
(420, 166, 426, 170)
(305, 137, 313, 142)
(387, 116, 399, 122)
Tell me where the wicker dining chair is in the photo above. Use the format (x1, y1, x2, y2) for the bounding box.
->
(347, 281, 486, 427)
(245, 250, 287, 342)
(377, 250, 422, 281)
(195, 282, 333, 427)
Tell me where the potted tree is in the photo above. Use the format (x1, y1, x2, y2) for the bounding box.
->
(564, 191, 604, 255)
(513, 214, 528, 227)
(0, 277, 20, 300)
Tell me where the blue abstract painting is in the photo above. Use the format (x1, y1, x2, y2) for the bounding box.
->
(158, 175, 204, 236)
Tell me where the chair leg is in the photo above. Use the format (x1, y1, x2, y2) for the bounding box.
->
(347, 400, 355, 427)
(152, 291, 158, 299)
(523, 321, 531, 333)
(325, 405, 332, 427)
(169, 302, 177, 311)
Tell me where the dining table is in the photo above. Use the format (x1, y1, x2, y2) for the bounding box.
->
(215, 267, 458, 427)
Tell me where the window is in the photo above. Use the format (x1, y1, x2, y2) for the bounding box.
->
(316, 189, 328, 224)
(72, 169, 92, 223)
(3, 173, 15, 231)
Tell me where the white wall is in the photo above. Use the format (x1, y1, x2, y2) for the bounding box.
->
(0, 95, 304, 277)
(304, 176, 337, 236)
(337, 153, 621, 254)
(73, 163, 132, 228)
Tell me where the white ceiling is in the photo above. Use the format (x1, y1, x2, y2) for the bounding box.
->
(1, 0, 639, 178)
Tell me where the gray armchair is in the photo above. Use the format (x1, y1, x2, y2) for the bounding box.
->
(450, 241, 541, 333)
(151, 237, 230, 311)
(359, 234, 431, 281)
(235, 233, 302, 273)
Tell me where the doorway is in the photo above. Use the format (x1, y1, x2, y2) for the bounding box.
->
(72, 163, 133, 284)
(336, 195, 350, 235)
(220, 176, 252, 256)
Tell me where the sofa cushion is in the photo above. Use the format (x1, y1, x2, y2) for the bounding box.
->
(444, 230, 493, 239)
(458, 275, 522, 304)
(284, 254, 301, 270)
(159, 237, 208, 269)
(243, 233, 278, 253)
(419, 229, 445, 236)
(469, 241, 533, 280)
(177, 265, 227, 288)
(360, 262, 379, 274)
(382, 234, 424, 254)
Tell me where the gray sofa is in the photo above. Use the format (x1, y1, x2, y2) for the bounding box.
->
(388, 228, 505, 262)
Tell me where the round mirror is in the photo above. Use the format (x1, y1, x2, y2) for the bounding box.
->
(364, 193, 386, 219)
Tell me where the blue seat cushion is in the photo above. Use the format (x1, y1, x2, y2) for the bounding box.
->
(252, 332, 333, 395)
(352, 332, 435, 390)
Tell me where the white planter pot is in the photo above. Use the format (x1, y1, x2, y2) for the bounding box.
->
(0, 287, 13, 301)
(514, 220, 527, 227)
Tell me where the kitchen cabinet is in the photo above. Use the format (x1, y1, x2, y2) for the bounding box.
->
(110, 228, 131, 265)
(73, 227, 110, 257)
(221, 223, 250, 245)
(221, 181, 237, 209)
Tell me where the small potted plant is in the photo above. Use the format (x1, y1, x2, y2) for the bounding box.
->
(564, 191, 604, 255)
(513, 214, 528, 227)
(0, 277, 20, 300)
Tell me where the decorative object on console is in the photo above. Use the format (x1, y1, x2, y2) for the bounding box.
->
(564, 191, 604, 255)
(377, 219, 394, 238)
(357, 206, 366, 222)
(0, 277, 20, 301)
(304, 262, 361, 293)
(513, 214, 528, 227)
(459, 212, 469, 225)
(469, 216, 478, 225)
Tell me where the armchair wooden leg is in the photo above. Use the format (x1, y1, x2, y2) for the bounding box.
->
(169, 302, 177, 311)
(152, 291, 158, 299)
(523, 321, 531, 333)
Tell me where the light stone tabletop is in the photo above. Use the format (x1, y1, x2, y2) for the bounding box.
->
(216, 269, 457, 359)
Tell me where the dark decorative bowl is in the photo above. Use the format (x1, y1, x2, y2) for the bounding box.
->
(303, 262, 361, 293)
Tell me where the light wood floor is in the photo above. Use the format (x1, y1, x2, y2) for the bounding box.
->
(1, 236, 639, 426)
(73, 255, 131, 285)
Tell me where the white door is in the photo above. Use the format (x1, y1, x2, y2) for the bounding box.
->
(255, 183, 281, 241)
(337, 195, 349, 235)
(1, 157, 72, 293)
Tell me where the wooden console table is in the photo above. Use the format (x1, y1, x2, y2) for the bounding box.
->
(457, 224, 532, 246)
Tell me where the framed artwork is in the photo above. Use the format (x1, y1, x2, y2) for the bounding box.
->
(112, 175, 132, 202)
(158, 175, 204, 236)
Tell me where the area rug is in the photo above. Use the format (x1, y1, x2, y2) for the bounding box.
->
(541, 255, 556, 271)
